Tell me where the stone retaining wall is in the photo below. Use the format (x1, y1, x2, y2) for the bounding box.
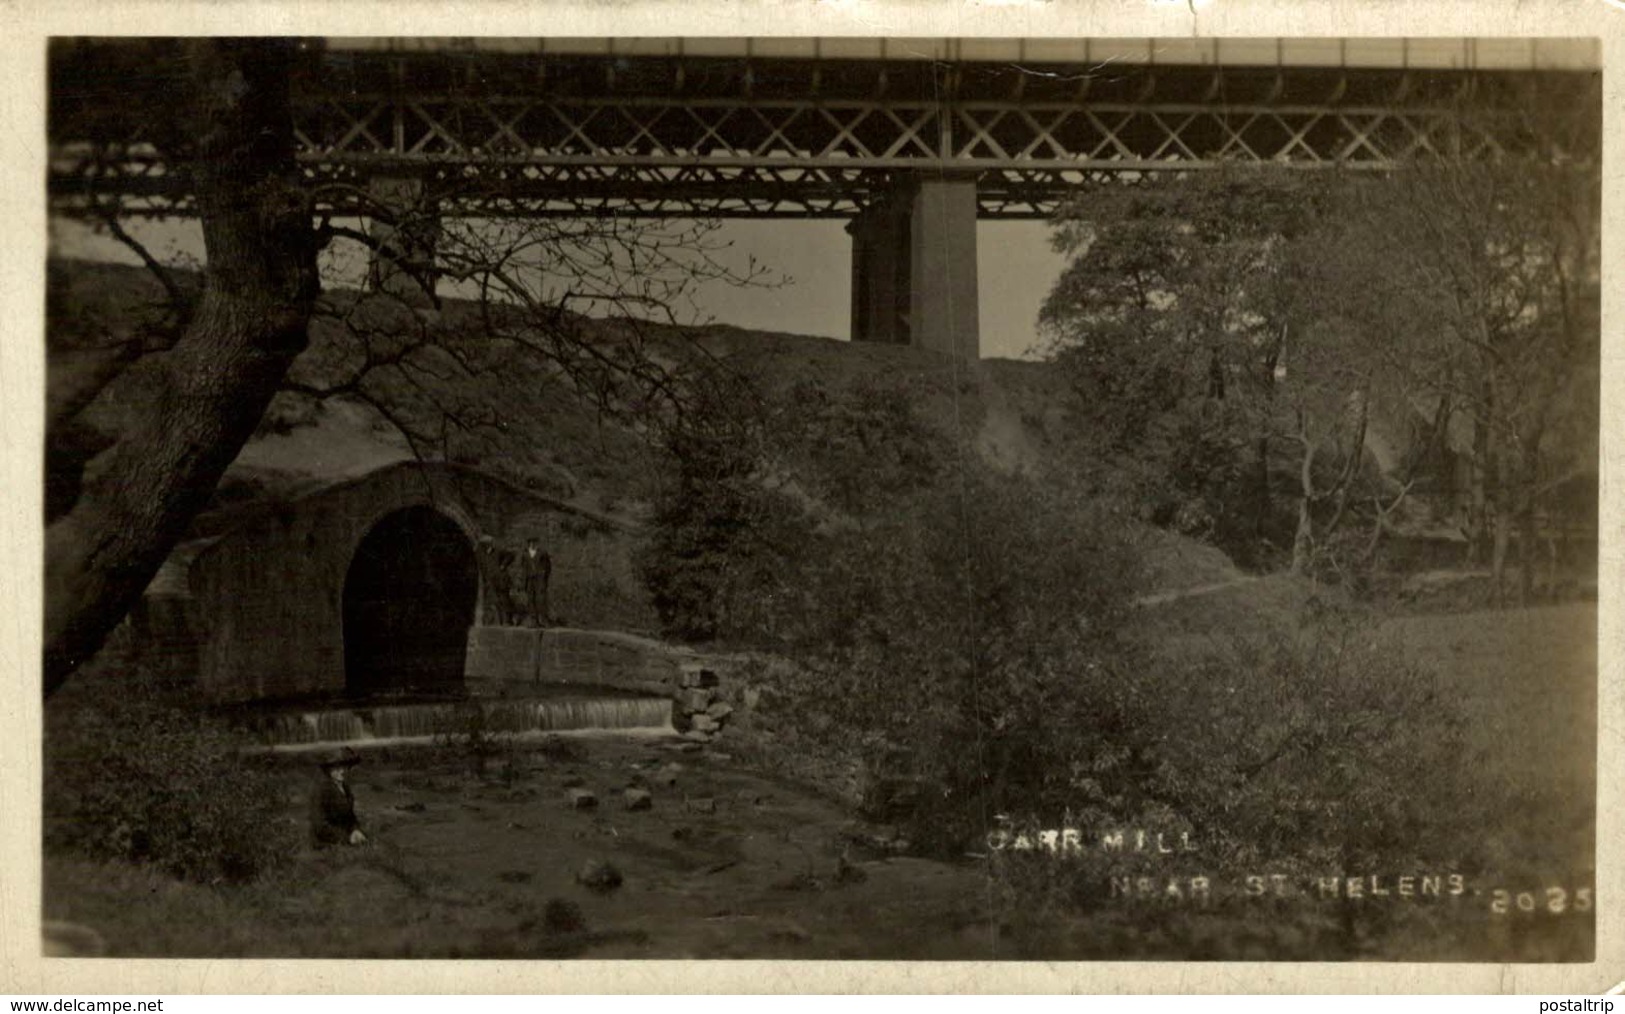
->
(464, 626, 748, 744)
(465, 626, 682, 695)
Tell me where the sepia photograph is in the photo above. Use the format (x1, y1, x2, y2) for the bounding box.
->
(22, 18, 1608, 982)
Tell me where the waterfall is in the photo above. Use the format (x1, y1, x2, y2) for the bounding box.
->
(252, 695, 674, 749)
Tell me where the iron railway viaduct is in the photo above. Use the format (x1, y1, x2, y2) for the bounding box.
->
(51, 37, 1599, 361)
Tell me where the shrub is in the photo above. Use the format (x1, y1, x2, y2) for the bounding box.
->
(44, 661, 298, 885)
(963, 604, 1483, 958)
(641, 373, 965, 645)
(434, 702, 521, 781)
(1139, 609, 1479, 877)
(753, 461, 1147, 855)
(637, 367, 819, 643)
(770, 377, 954, 518)
(641, 363, 1482, 955)
(638, 466, 814, 642)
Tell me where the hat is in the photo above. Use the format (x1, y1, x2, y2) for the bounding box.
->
(318, 746, 363, 770)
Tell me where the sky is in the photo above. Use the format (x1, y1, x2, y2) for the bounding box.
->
(49, 216, 1070, 362)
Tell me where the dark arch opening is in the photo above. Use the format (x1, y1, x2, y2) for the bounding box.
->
(342, 505, 478, 698)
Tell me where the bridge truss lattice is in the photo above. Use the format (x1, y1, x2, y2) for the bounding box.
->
(48, 44, 1600, 221)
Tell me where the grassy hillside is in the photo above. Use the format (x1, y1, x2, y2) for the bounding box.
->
(49, 257, 1159, 582)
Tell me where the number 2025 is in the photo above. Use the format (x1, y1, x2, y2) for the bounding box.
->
(1490, 887, 1592, 915)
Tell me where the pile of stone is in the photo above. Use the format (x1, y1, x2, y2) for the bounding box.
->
(674, 664, 734, 744)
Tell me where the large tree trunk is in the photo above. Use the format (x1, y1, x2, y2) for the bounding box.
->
(43, 40, 319, 696)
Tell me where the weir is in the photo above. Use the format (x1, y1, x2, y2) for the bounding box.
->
(242, 693, 675, 749)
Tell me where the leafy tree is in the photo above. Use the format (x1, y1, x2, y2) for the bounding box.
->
(1323, 157, 1600, 603)
(767, 377, 954, 520)
(637, 369, 809, 642)
(1039, 167, 1375, 572)
(1040, 130, 1599, 596)
(638, 374, 952, 643)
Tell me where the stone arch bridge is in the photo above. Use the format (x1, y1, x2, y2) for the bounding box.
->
(178, 461, 666, 704)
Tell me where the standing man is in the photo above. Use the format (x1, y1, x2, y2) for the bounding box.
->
(494, 549, 518, 625)
(519, 535, 553, 628)
(477, 536, 504, 625)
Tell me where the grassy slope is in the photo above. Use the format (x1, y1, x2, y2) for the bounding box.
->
(51, 257, 1213, 602)
(1122, 571, 1595, 960)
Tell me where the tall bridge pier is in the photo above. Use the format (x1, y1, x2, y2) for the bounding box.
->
(362, 167, 984, 354)
(847, 175, 978, 359)
(48, 37, 1600, 360)
(362, 166, 984, 354)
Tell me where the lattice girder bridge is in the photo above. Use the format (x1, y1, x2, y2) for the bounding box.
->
(48, 38, 1600, 357)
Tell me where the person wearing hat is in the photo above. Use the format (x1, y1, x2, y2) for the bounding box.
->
(310, 747, 368, 848)
(478, 535, 517, 626)
(519, 535, 553, 628)
(476, 535, 500, 625)
(494, 548, 519, 626)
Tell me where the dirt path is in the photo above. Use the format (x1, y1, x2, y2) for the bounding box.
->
(1131, 576, 1261, 608)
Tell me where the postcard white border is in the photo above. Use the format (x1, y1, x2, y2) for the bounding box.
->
(2, 0, 1620, 995)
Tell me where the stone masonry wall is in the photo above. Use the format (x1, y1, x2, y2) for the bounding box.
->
(463, 626, 747, 745)
(185, 461, 653, 703)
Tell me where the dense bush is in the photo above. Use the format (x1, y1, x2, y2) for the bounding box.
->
(1155, 612, 1478, 872)
(971, 605, 1482, 957)
(770, 377, 954, 517)
(44, 659, 298, 885)
(748, 462, 1148, 854)
(736, 472, 1477, 948)
(636, 439, 814, 642)
(639, 374, 949, 644)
